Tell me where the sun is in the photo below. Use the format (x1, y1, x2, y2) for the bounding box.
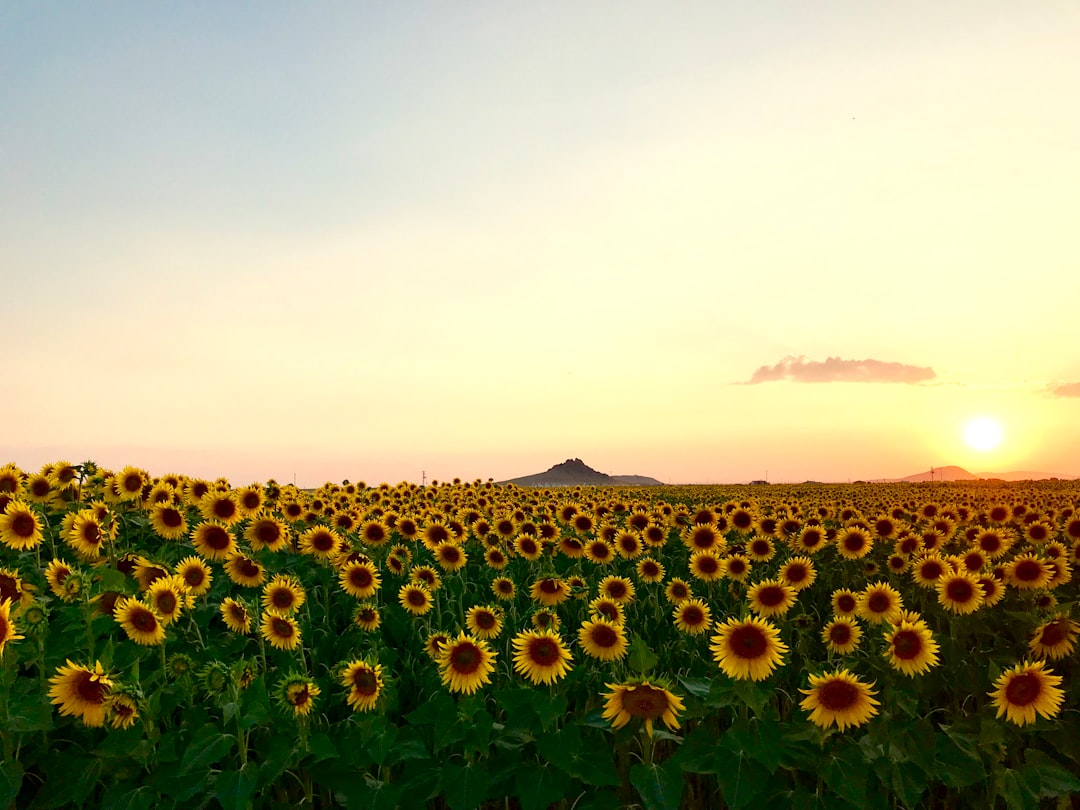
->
(963, 417, 1003, 452)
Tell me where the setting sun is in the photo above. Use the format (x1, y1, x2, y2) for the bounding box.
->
(963, 417, 1004, 452)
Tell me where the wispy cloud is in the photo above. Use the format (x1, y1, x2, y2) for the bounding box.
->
(1051, 382, 1080, 398)
(747, 355, 936, 385)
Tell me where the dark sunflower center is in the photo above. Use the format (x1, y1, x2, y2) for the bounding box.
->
(205, 527, 231, 549)
(819, 679, 858, 711)
(786, 565, 808, 583)
(606, 582, 627, 599)
(272, 618, 294, 637)
(184, 568, 205, 587)
(730, 626, 767, 659)
(272, 589, 295, 608)
(156, 592, 177, 614)
(867, 593, 890, 613)
(758, 586, 785, 607)
(893, 630, 922, 659)
(728, 560, 746, 575)
(837, 595, 856, 613)
(131, 609, 158, 632)
(844, 534, 865, 551)
(530, 638, 559, 664)
(682, 607, 704, 625)
(76, 673, 109, 704)
(407, 589, 427, 606)
(830, 625, 852, 644)
(733, 512, 753, 529)
(1014, 560, 1043, 581)
(1004, 673, 1040, 706)
(162, 509, 183, 528)
(696, 557, 719, 574)
(592, 625, 618, 646)
(350, 568, 373, 588)
(122, 475, 142, 493)
(354, 670, 378, 695)
(1039, 621, 1066, 647)
(625, 686, 668, 719)
(475, 612, 496, 629)
(451, 644, 481, 674)
(946, 580, 974, 603)
(12, 513, 36, 537)
(256, 522, 281, 543)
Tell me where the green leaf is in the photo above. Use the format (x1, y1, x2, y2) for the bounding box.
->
(822, 742, 867, 806)
(258, 733, 296, 788)
(307, 731, 340, 762)
(630, 760, 684, 810)
(933, 730, 986, 789)
(346, 775, 405, 810)
(366, 720, 399, 765)
(888, 760, 927, 810)
(95, 566, 130, 591)
(1020, 749, 1080, 798)
(721, 716, 787, 773)
(179, 726, 236, 774)
(515, 764, 570, 810)
(215, 764, 258, 810)
(996, 767, 1039, 810)
(439, 762, 490, 810)
(628, 635, 659, 674)
(713, 752, 771, 810)
(677, 676, 713, 698)
(0, 761, 24, 809)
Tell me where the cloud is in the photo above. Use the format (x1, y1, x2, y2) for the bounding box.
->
(1051, 382, 1080, 398)
(747, 355, 936, 385)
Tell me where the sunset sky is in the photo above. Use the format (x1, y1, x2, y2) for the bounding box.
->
(3, 2, 1080, 486)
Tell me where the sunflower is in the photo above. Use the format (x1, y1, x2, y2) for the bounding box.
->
(398, 583, 433, 616)
(821, 616, 862, 655)
(514, 534, 545, 561)
(530, 577, 571, 607)
(235, 485, 265, 516)
(342, 660, 383, 712)
(1005, 553, 1055, 590)
(199, 491, 241, 526)
(588, 597, 624, 624)
(532, 608, 562, 631)
(466, 605, 504, 640)
(114, 466, 150, 502)
(598, 576, 635, 605)
(799, 669, 879, 731)
(346, 605, 377, 633)
(141, 495, 186, 537)
(602, 678, 685, 737)
(722, 554, 752, 582)
(710, 616, 788, 681)
(936, 571, 984, 615)
(45, 559, 77, 602)
(0, 500, 44, 551)
(883, 617, 940, 676)
(277, 673, 320, 717)
(438, 632, 497, 695)
(614, 530, 644, 559)
(748, 579, 798, 618)
(425, 631, 451, 661)
(106, 689, 141, 730)
(664, 578, 693, 605)
(512, 629, 573, 685)
(682, 523, 726, 553)
(262, 612, 302, 651)
(779, 556, 816, 591)
(974, 528, 1014, 559)
(856, 583, 904, 624)
(244, 514, 291, 552)
(636, 557, 665, 583)
(175, 556, 213, 597)
(689, 550, 724, 583)
(0, 464, 23, 496)
(492, 577, 516, 601)
(0, 599, 25, 654)
(410, 566, 442, 592)
(48, 660, 114, 727)
(359, 519, 390, 548)
(794, 526, 828, 555)
(746, 537, 776, 563)
(224, 553, 266, 588)
(673, 598, 712, 635)
(133, 558, 170, 592)
(833, 527, 872, 560)
(146, 576, 188, 625)
(192, 521, 238, 561)
(1027, 616, 1080, 660)
(114, 597, 166, 646)
(988, 660, 1065, 726)
(337, 561, 381, 599)
(262, 575, 307, 616)
(299, 526, 343, 559)
(583, 539, 615, 565)
(578, 617, 629, 661)
(484, 547, 509, 570)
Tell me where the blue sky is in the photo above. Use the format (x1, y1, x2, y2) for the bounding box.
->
(3, 2, 1080, 485)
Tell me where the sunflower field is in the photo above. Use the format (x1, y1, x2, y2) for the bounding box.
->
(1, 460, 1078, 809)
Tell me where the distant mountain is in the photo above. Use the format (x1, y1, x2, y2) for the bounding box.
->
(499, 458, 665, 487)
(889, 466, 1076, 483)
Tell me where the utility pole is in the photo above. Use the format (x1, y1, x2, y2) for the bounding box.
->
(421, 470, 426, 487)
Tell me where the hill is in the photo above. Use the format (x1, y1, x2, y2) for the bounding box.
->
(499, 458, 665, 487)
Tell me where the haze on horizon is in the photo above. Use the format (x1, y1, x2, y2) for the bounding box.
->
(3, 2, 1080, 488)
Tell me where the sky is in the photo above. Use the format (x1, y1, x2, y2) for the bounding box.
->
(3, 1, 1080, 486)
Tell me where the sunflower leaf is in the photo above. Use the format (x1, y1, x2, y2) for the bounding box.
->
(0, 761, 23, 810)
(439, 762, 490, 810)
(628, 636, 658, 674)
(1020, 749, 1080, 798)
(630, 760, 684, 810)
(515, 764, 570, 810)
